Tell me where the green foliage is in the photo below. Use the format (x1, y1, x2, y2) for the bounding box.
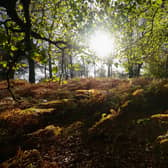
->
(0, 61, 7, 68)
(52, 66, 58, 74)
(1, 0, 167, 79)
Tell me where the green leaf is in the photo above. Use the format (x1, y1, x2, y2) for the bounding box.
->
(136, 118, 150, 125)
(11, 46, 17, 51)
(0, 61, 7, 68)
(52, 66, 58, 73)
(18, 4, 23, 10)
(114, 63, 118, 68)
(156, 0, 162, 5)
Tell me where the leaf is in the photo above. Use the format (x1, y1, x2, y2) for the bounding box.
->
(136, 118, 150, 124)
(151, 114, 168, 119)
(0, 61, 7, 68)
(121, 100, 131, 108)
(52, 66, 58, 73)
(160, 139, 168, 144)
(63, 80, 68, 84)
(11, 46, 17, 51)
(18, 4, 23, 10)
(132, 89, 144, 96)
(114, 62, 118, 68)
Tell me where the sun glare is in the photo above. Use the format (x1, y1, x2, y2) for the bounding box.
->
(89, 30, 115, 57)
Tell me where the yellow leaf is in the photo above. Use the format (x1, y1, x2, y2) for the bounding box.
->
(151, 114, 168, 119)
(163, 84, 168, 88)
(132, 89, 144, 96)
(160, 139, 168, 144)
(121, 100, 131, 108)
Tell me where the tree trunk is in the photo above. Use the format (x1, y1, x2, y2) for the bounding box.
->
(28, 57, 35, 83)
(44, 63, 47, 79)
(94, 62, 96, 77)
(23, 0, 35, 83)
(165, 54, 168, 77)
(48, 52, 52, 79)
(107, 64, 112, 77)
(128, 63, 142, 78)
(59, 49, 65, 84)
(82, 57, 86, 77)
(134, 63, 142, 77)
(69, 54, 74, 78)
(48, 19, 55, 79)
(128, 65, 134, 78)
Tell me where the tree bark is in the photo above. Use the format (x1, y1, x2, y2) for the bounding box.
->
(48, 45, 53, 79)
(28, 57, 35, 83)
(69, 54, 74, 78)
(107, 64, 112, 77)
(59, 49, 65, 84)
(22, 0, 35, 83)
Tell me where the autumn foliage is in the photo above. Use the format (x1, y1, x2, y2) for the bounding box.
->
(0, 78, 168, 167)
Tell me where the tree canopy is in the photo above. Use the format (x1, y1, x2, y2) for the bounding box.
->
(0, 0, 168, 82)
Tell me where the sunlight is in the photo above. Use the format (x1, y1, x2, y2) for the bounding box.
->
(89, 30, 115, 58)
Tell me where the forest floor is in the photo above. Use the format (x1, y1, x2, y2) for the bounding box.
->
(0, 78, 168, 168)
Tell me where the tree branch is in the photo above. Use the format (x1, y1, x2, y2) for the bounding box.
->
(0, 0, 69, 50)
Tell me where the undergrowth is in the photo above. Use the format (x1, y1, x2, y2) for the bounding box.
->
(0, 78, 168, 167)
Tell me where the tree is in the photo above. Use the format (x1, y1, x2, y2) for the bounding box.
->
(107, 0, 168, 77)
(0, 0, 68, 82)
(0, 0, 167, 80)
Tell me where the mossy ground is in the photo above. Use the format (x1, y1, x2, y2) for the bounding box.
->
(0, 78, 168, 167)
